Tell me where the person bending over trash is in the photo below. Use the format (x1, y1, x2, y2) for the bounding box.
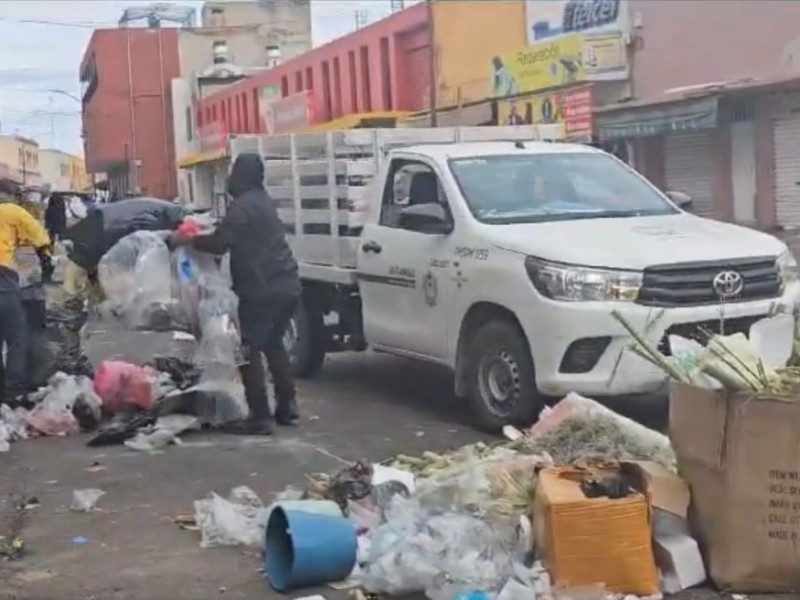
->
(170, 153, 301, 435)
(62, 197, 187, 308)
(0, 179, 54, 406)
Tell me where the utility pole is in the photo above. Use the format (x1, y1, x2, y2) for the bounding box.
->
(49, 94, 55, 147)
(426, 0, 437, 126)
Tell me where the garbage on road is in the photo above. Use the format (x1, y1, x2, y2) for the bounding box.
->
(70, 488, 105, 513)
(0, 221, 246, 453)
(174, 309, 800, 598)
(616, 308, 800, 593)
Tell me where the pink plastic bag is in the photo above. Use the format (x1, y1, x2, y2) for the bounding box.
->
(94, 361, 159, 413)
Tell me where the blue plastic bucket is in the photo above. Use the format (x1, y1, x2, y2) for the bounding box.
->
(264, 507, 358, 592)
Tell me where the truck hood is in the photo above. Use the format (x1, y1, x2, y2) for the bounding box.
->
(485, 214, 786, 269)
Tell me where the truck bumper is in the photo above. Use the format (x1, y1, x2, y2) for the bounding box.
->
(522, 282, 800, 398)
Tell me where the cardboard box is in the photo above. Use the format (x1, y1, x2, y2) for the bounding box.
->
(670, 382, 800, 592)
(533, 464, 660, 595)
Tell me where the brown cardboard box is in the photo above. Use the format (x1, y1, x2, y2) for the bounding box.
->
(670, 382, 800, 592)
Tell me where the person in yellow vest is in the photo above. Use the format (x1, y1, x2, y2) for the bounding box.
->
(0, 179, 53, 405)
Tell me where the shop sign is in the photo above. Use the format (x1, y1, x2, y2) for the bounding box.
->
(198, 121, 228, 152)
(498, 84, 593, 142)
(525, 0, 629, 44)
(262, 90, 313, 135)
(491, 31, 627, 98)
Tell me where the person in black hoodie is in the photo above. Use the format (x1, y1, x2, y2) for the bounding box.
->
(170, 153, 301, 435)
(44, 193, 68, 242)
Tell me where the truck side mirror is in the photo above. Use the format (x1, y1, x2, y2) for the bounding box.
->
(400, 203, 453, 234)
(665, 190, 693, 212)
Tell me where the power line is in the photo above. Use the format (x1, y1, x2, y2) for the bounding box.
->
(0, 16, 113, 29)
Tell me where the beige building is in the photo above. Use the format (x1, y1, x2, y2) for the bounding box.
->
(200, 0, 311, 60)
(68, 154, 90, 191)
(0, 135, 40, 186)
(39, 149, 77, 191)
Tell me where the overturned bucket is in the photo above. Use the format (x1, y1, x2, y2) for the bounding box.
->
(264, 506, 357, 592)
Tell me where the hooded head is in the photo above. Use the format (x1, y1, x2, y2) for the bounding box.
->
(226, 153, 265, 198)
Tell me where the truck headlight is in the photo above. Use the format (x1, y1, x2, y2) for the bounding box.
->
(525, 256, 643, 302)
(778, 249, 799, 287)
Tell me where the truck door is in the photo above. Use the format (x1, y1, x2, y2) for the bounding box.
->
(357, 158, 456, 360)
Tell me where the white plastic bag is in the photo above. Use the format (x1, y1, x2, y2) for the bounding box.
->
(70, 488, 105, 512)
(193, 486, 266, 548)
(22, 372, 89, 436)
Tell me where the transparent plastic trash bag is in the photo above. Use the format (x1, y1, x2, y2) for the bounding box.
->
(358, 496, 516, 596)
(98, 230, 179, 330)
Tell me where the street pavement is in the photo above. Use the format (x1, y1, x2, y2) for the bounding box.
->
(0, 352, 489, 600)
(0, 337, 792, 599)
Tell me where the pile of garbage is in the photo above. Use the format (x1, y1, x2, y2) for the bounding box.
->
(0, 218, 247, 453)
(186, 393, 685, 600)
(187, 310, 800, 598)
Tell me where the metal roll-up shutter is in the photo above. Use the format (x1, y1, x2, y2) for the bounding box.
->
(773, 114, 800, 228)
(406, 45, 431, 112)
(664, 131, 714, 218)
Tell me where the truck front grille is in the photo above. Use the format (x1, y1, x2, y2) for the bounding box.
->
(657, 314, 767, 355)
(637, 257, 781, 308)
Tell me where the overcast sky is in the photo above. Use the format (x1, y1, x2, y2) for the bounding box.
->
(0, 0, 412, 156)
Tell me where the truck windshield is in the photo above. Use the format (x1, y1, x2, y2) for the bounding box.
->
(448, 153, 679, 224)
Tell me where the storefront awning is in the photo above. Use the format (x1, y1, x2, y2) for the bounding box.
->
(303, 111, 409, 132)
(178, 148, 228, 169)
(595, 97, 719, 141)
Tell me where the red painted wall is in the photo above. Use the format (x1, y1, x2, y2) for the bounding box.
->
(631, 0, 800, 104)
(81, 28, 180, 199)
(197, 2, 429, 136)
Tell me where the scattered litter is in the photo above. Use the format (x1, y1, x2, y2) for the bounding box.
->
(22, 372, 100, 436)
(94, 360, 159, 413)
(70, 536, 88, 545)
(0, 537, 25, 560)
(124, 414, 200, 452)
(70, 488, 105, 513)
(193, 486, 265, 549)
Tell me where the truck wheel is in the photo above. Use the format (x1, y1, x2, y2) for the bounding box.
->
(285, 299, 326, 378)
(464, 319, 543, 433)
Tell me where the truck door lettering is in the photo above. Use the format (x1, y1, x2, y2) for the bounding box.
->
(454, 247, 489, 261)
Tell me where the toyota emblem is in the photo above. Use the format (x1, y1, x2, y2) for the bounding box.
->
(712, 270, 744, 299)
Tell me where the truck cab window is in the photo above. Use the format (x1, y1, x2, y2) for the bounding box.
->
(380, 160, 448, 228)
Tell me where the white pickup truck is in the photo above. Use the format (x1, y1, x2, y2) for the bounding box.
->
(227, 127, 800, 431)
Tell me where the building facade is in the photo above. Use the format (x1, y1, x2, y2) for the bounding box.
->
(80, 27, 181, 200)
(419, 0, 800, 228)
(39, 149, 73, 191)
(0, 135, 40, 187)
(81, 1, 312, 201)
(193, 2, 429, 138)
(592, 0, 800, 228)
(68, 154, 90, 191)
(200, 0, 312, 61)
(179, 2, 429, 209)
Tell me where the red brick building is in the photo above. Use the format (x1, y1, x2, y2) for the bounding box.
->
(195, 2, 430, 137)
(80, 28, 180, 199)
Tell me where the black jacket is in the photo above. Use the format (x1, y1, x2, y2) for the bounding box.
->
(44, 195, 67, 234)
(65, 197, 185, 269)
(192, 153, 299, 299)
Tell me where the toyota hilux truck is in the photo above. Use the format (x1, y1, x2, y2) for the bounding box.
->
(225, 126, 800, 432)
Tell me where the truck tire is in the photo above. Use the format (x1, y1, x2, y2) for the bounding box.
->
(286, 298, 326, 378)
(464, 319, 543, 433)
